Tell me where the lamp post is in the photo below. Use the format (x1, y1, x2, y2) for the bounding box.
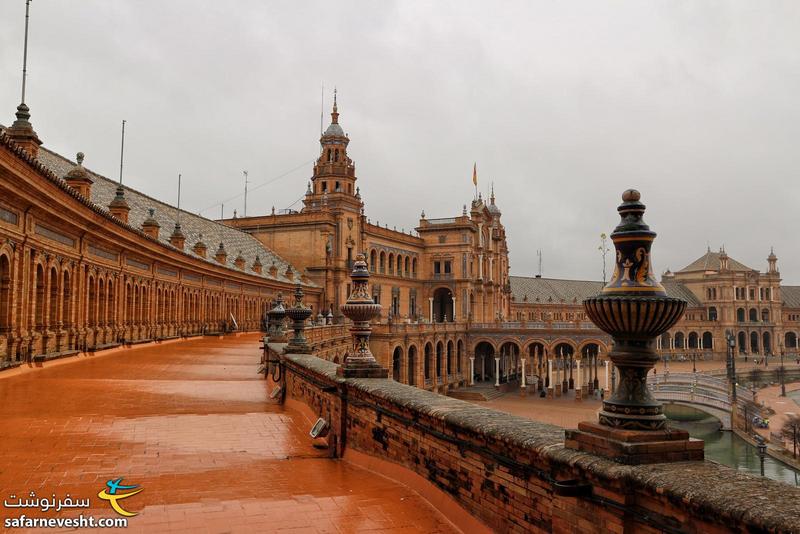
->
(692, 352, 696, 373)
(726, 330, 737, 402)
(779, 340, 786, 397)
(756, 437, 767, 477)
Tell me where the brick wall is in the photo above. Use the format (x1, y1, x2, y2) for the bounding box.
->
(270, 347, 800, 533)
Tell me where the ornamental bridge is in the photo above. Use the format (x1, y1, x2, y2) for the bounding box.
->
(650, 372, 755, 429)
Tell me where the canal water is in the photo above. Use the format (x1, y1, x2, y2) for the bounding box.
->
(666, 406, 800, 487)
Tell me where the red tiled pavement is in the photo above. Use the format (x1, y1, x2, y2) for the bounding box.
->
(0, 335, 459, 534)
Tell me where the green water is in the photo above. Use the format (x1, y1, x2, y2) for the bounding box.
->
(668, 416, 800, 486)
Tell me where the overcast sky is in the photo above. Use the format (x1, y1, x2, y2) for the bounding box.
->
(2, 1, 799, 283)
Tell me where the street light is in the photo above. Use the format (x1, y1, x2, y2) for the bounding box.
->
(692, 352, 696, 373)
(756, 437, 767, 477)
(726, 330, 737, 402)
(779, 339, 786, 397)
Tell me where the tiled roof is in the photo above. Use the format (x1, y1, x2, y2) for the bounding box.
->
(678, 251, 754, 273)
(510, 277, 603, 304)
(511, 276, 702, 307)
(661, 281, 702, 306)
(34, 146, 305, 285)
(782, 286, 800, 308)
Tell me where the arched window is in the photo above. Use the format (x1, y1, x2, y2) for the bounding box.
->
(404, 256, 410, 276)
(388, 253, 394, 274)
(369, 250, 377, 272)
(412, 258, 417, 277)
(379, 252, 386, 273)
(424, 343, 432, 380)
(674, 332, 685, 349)
(447, 341, 454, 377)
(737, 308, 745, 322)
(763, 332, 771, 354)
(62, 271, 71, 328)
(392, 347, 402, 382)
(702, 332, 713, 350)
(87, 276, 96, 328)
(48, 266, 59, 327)
(407, 346, 417, 386)
(688, 332, 699, 349)
(436, 342, 443, 377)
(457, 340, 463, 373)
(708, 307, 718, 321)
(738, 331, 746, 354)
(761, 308, 770, 323)
(98, 278, 106, 326)
(334, 149, 340, 162)
(397, 255, 402, 276)
(749, 308, 758, 322)
(33, 263, 45, 330)
(750, 332, 759, 353)
(785, 332, 798, 349)
(0, 255, 11, 332)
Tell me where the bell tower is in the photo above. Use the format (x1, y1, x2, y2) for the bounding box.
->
(303, 90, 361, 213)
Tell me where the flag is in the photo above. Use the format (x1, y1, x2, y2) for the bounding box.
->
(472, 163, 477, 186)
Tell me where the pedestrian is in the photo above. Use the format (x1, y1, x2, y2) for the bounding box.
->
(600, 388, 605, 401)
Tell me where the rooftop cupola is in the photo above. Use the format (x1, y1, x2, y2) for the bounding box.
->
(193, 233, 208, 258)
(252, 255, 263, 274)
(169, 222, 186, 250)
(7, 102, 42, 158)
(64, 152, 94, 199)
(141, 208, 161, 239)
(215, 243, 228, 265)
(719, 247, 729, 271)
(768, 247, 778, 273)
(108, 184, 130, 224)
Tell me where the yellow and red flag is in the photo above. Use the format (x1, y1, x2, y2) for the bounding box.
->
(472, 163, 477, 186)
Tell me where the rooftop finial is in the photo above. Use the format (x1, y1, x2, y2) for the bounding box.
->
(76, 152, 84, 166)
(118, 120, 126, 185)
(331, 87, 339, 124)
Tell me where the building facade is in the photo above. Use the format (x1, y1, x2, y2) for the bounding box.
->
(0, 104, 320, 365)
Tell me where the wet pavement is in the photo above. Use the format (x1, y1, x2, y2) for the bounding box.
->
(0, 334, 458, 533)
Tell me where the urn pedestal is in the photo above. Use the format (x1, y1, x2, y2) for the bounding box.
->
(565, 190, 703, 464)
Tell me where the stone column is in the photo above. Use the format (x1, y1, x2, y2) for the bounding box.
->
(451, 297, 456, 322)
(429, 297, 434, 322)
(520, 357, 527, 396)
(547, 359, 554, 398)
(469, 357, 475, 386)
(575, 360, 582, 401)
(494, 357, 500, 388)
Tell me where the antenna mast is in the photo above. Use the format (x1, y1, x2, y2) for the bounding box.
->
(176, 173, 182, 224)
(20, 0, 32, 103)
(320, 84, 324, 137)
(118, 120, 126, 184)
(537, 249, 542, 277)
(243, 170, 249, 217)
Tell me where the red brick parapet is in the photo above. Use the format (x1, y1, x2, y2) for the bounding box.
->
(270, 347, 800, 533)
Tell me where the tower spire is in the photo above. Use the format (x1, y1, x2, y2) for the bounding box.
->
(331, 87, 339, 124)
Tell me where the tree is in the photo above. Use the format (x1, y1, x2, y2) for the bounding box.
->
(781, 415, 800, 459)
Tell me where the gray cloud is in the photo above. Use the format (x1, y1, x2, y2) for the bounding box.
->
(2, 1, 799, 281)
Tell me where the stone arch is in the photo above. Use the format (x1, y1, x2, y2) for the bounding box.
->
(474, 341, 495, 383)
(379, 251, 386, 273)
(763, 331, 771, 354)
(499, 341, 520, 383)
(750, 331, 759, 353)
(738, 331, 746, 353)
(702, 331, 713, 350)
(48, 265, 59, 327)
(404, 256, 410, 276)
(407, 344, 418, 386)
(424, 342, 433, 381)
(0, 253, 11, 332)
(388, 253, 395, 274)
(446, 340, 454, 377)
(456, 339, 463, 374)
(392, 346, 402, 382)
(674, 332, 685, 349)
(432, 286, 454, 323)
(688, 332, 699, 349)
(435, 341, 444, 378)
(785, 331, 797, 349)
(577, 339, 608, 354)
(369, 249, 377, 272)
(86, 273, 96, 328)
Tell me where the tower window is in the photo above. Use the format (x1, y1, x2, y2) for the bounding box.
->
(335, 181, 341, 192)
(335, 149, 340, 162)
(322, 181, 328, 192)
(327, 149, 332, 162)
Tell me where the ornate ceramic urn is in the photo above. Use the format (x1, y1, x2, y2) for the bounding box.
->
(583, 190, 686, 430)
(285, 284, 312, 353)
(267, 292, 287, 343)
(337, 253, 388, 378)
